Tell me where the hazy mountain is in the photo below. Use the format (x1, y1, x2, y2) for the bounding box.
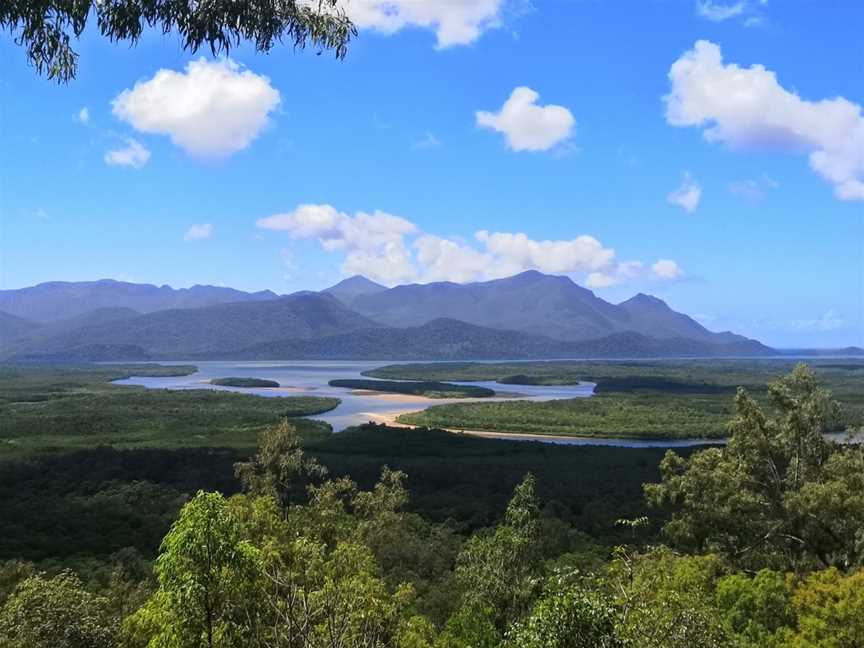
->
(6, 293, 379, 359)
(225, 318, 774, 361)
(0, 311, 38, 341)
(344, 270, 743, 344)
(1, 307, 140, 353)
(3, 271, 774, 361)
(0, 279, 279, 322)
(323, 275, 386, 306)
(617, 293, 749, 343)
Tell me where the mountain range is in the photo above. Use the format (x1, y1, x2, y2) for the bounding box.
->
(0, 272, 786, 360)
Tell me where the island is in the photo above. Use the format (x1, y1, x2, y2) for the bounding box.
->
(328, 378, 495, 399)
(210, 377, 280, 388)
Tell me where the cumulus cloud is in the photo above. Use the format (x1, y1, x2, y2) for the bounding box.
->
(651, 259, 684, 280)
(112, 58, 281, 158)
(696, 1, 745, 21)
(257, 203, 683, 288)
(104, 139, 150, 168)
(665, 40, 864, 201)
(184, 223, 213, 241)
(476, 87, 575, 152)
(343, 0, 506, 47)
(257, 204, 419, 284)
(586, 261, 644, 289)
(667, 172, 702, 214)
(77, 107, 89, 124)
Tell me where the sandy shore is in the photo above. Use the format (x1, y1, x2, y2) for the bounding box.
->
(361, 410, 579, 443)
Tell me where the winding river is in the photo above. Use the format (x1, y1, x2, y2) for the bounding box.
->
(113, 360, 726, 448)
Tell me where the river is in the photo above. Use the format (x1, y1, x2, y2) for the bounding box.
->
(113, 360, 727, 448)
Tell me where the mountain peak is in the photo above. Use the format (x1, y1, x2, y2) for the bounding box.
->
(323, 275, 387, 304)
(622, 292, 668, 308)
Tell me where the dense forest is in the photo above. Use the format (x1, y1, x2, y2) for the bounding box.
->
(1, 364, 863, 646)
(376, 360, 864, 439)
(328, 379, 495, 398)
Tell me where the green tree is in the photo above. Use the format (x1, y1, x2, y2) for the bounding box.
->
(780, 568, 864, 648)
(234, 418, 329, 508)
(1, 0, 355, 83)
(128, 491, 262, 648)
(715, 569, 792, 647)
(503, 571, 624, 648)
(442, 474, 543, 646)
(609, 547, 732, 648)
(0, 570, 117, 648)
(646, 364, 864, 571)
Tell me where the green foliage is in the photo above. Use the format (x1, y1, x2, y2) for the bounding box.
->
(0, 364, 336, 456)
(448, 475, 543, 640)
(398, 392, 734, 439)
(1, 0, 355, 83)
(715, 570, 792, 647)
(783, 568, 864, 647)
(210, 377, 280, 388)
(503, 572, 623, 648)
(371, 359, 864, 435)
(610, 547, 732, 648)
(132, 491, 262, 648)
(329, 378, 495, 398)
(0, 570, 117, 648)
(646, 365, 864, 571)
(234, 419, 329, 507)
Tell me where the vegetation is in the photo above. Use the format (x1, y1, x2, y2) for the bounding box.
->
(2, 364, 863, 647)
(397, 393, 736, 439)
(646, 365, 864, 572)
(329, 378, 495, 399)
(0, 363, 338, 456)
(210, 377, 280, 389)
(374, 360, 864, 439)
(1, 0, 355, 83)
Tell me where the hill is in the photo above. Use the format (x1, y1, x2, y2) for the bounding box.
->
(0, 279, 279, 322)
(0, 311, 39, 341)
(6, 293, 380, 359)
(323, 275, 387, 306)
(2, 272, 774, 361)
(344, 270, 746, 344)
(223, 318, 773, 361)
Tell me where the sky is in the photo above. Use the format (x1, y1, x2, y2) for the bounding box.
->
(1, 0, 863, 347)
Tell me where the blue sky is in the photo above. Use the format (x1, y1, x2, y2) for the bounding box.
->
(1, 0, 862, 347)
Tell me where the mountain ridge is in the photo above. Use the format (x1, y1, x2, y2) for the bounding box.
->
(1, 272, 776, 361)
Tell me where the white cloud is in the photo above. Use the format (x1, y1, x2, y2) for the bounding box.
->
(184, 223, 213, 241)
(112, 58, 281, 158)
(257, 203, 682, 289)
(412, 132, 443, 150)
(728, 175, 778, 203)
(667, 171, 702, 214)
(343, 0, 506, 47)
(651, 259, 684, 280)
(696, 1, 746, 21)
(476, 87, 575, 152)
(665, 40, 864, 201)
(104, 139, 150, 169)
(586, 261, 644, 289)
(77, 107, 89, 124)
(789, 309, 845, 332)
(257, 204, 419, 284)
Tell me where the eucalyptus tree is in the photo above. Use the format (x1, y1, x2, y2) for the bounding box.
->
(1, 0, 355, 82)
